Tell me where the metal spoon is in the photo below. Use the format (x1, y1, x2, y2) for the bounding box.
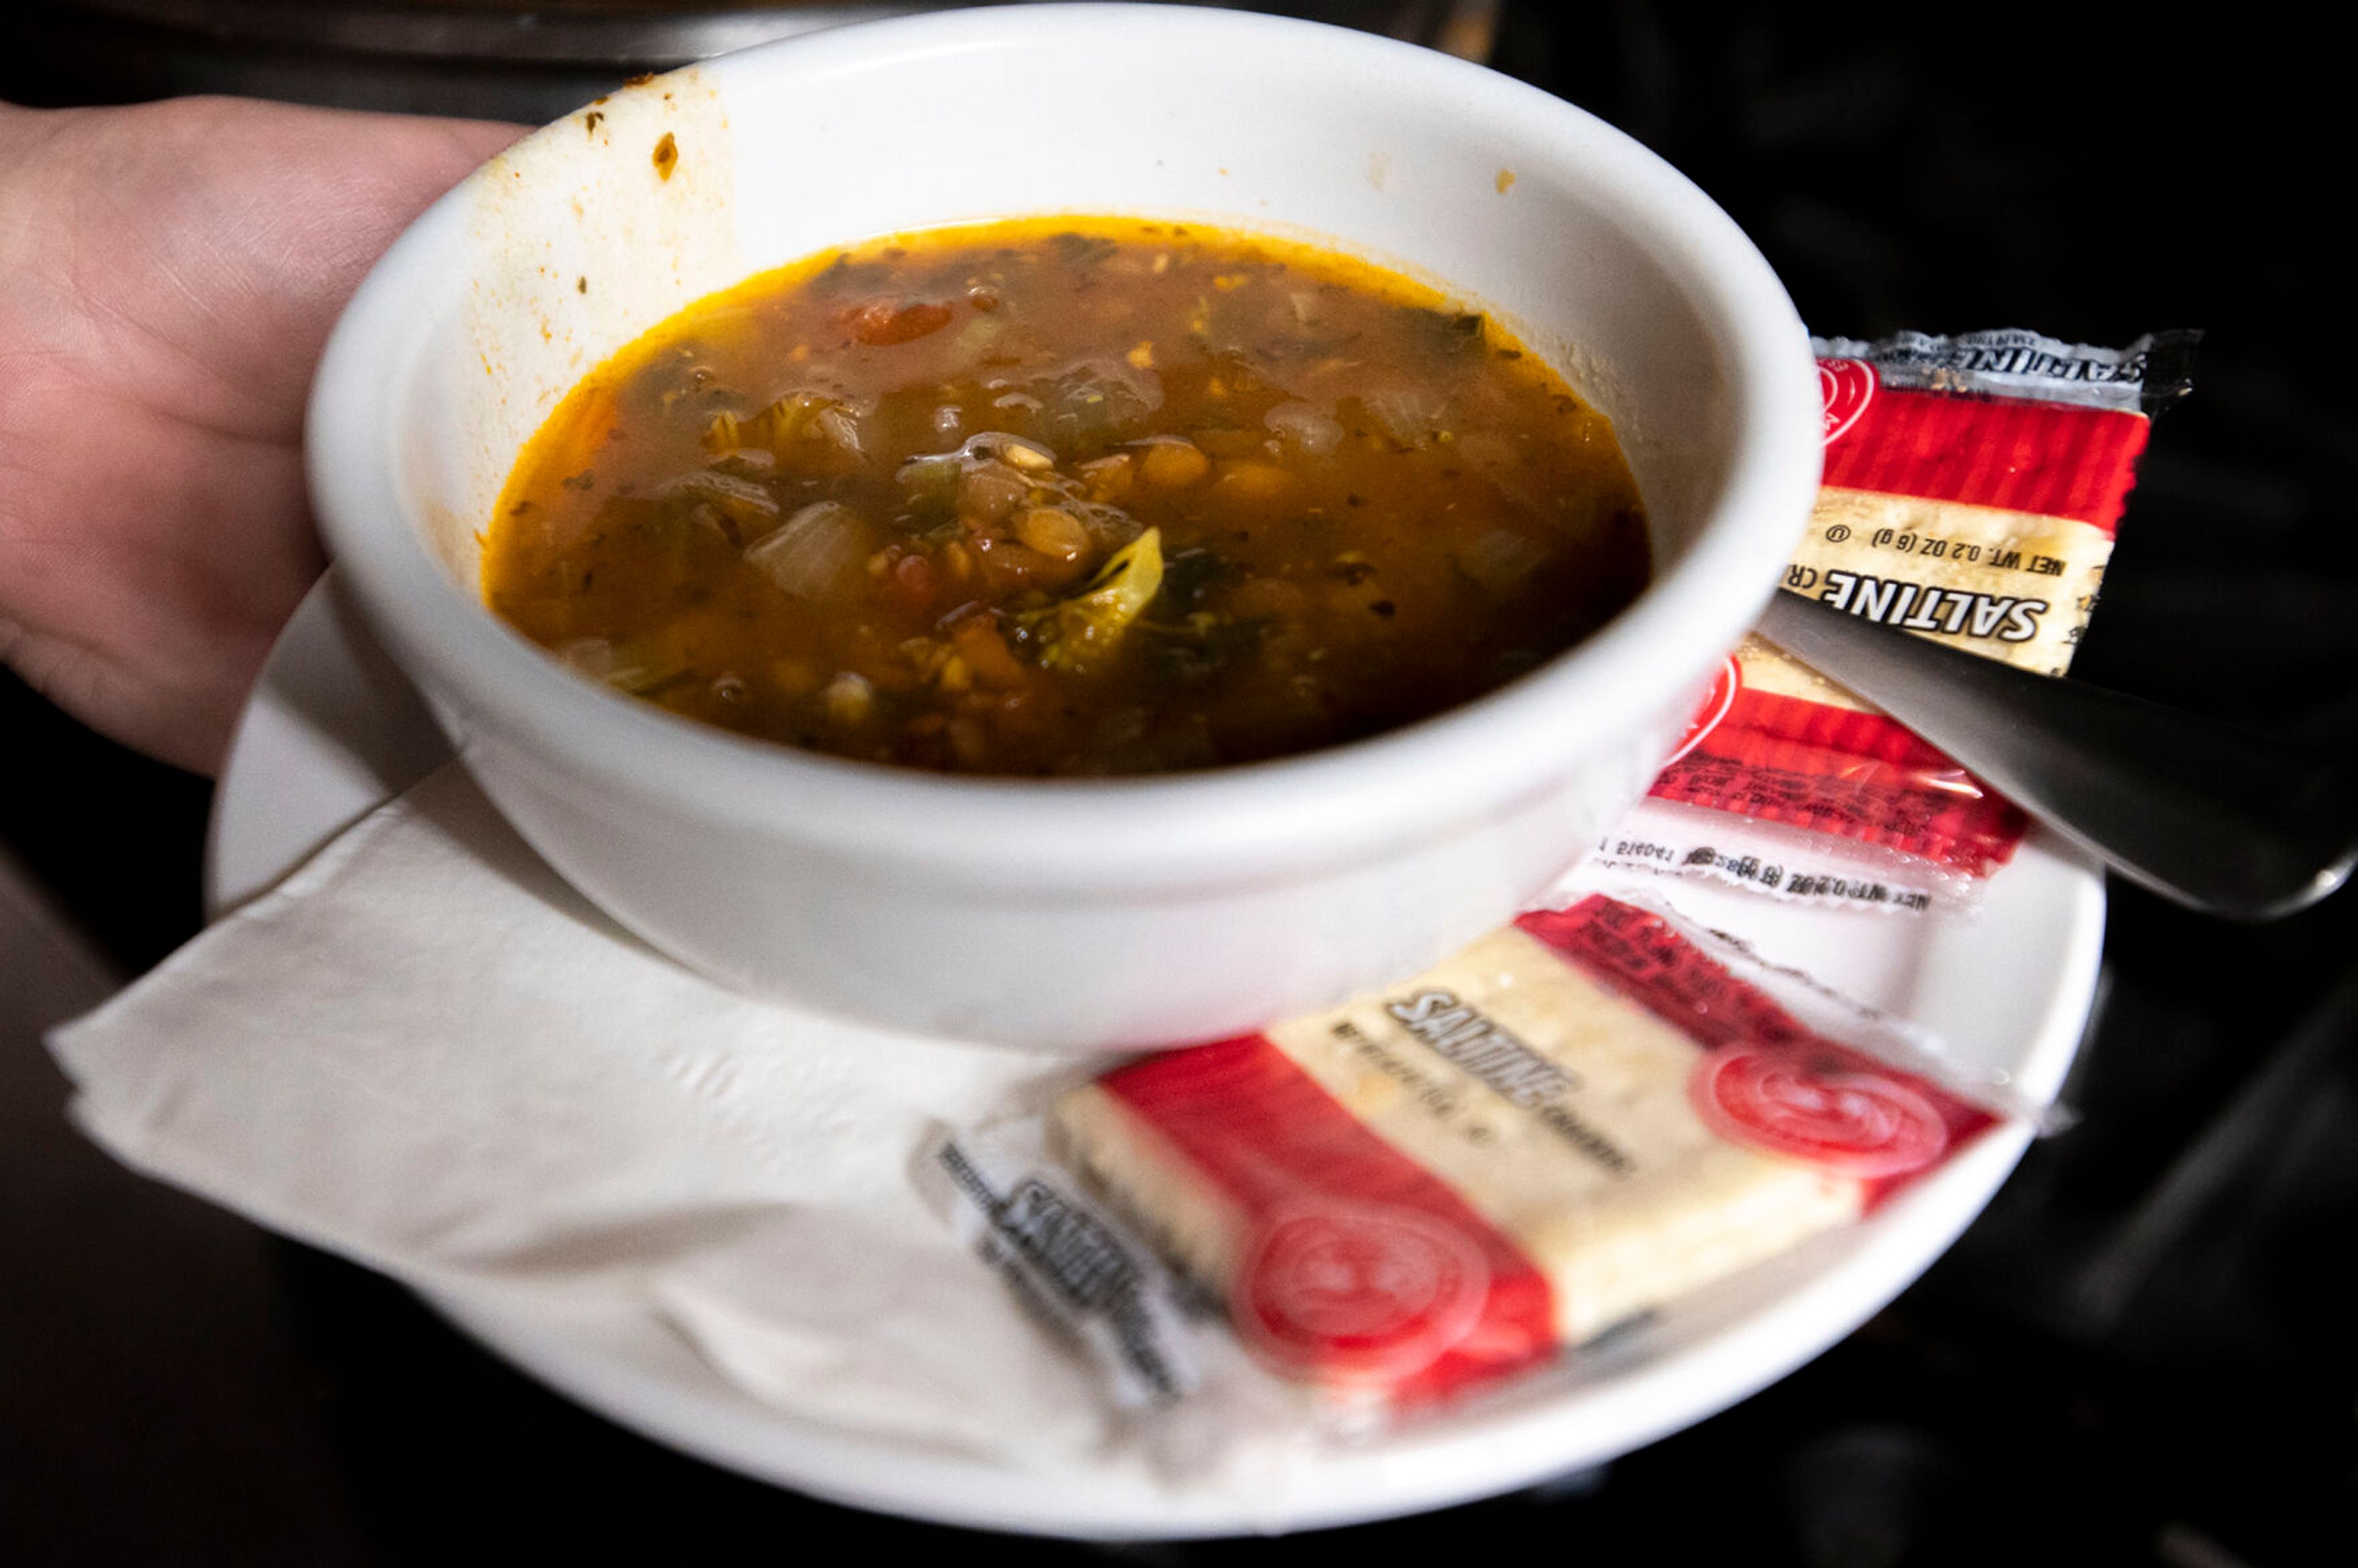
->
(1754, 590, 2358, 920)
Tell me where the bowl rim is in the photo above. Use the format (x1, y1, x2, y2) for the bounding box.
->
(307, 2, 1823, 887)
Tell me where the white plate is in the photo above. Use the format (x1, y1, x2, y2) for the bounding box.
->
(208, 576, 2104, 1539)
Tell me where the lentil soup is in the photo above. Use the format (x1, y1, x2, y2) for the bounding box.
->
(484, 218, 1650, 775)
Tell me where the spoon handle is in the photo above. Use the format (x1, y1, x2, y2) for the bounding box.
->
(1755, 591, 2358, 920)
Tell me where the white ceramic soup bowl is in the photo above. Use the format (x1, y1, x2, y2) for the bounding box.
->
(308, 4, 1821, 1050)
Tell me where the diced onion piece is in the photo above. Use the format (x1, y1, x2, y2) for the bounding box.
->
(712, 389, 882, 455)
(813, 404, 864, 458)
(556, 637, 615, 677)
(658, 470, 781, 539)
(1264, 400, 1345, 456)
(1360, 383, 1450, 446)
(1450, 430, 1547, 514)
(1032, 355, 1162, 445)
(1456, 528, 1551, 596)
(949, 315, 1004, 360)
(744, 501, 870, 600)
(558, 637, 678, 694)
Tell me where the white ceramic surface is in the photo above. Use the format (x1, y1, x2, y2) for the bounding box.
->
(208, 578, 2105, 1539)
(304, 4, 1826, 1049)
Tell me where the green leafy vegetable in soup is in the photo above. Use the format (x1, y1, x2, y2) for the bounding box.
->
(1019, 528, 1164, 673)
(484, 217, 1651, 775)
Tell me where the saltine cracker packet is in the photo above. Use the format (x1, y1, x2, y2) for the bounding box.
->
(927, 895, 2019, 1418)
(1605, 328, 2197, 912)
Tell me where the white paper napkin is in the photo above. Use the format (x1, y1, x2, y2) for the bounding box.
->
(47, 761, 1124, 1468)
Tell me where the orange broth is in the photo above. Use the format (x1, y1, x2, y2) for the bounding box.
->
(484, 217, 1650, 775)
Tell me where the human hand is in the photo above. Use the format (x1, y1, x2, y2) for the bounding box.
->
(0, 96, 522, 774)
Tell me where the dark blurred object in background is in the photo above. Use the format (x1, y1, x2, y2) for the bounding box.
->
(5, 4, 2351, 1564)
(6, 1, 1493, 119)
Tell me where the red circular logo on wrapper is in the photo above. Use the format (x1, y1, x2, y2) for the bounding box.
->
(1234, 1203, 1492, 1387)
(1691, 1047, 1949, 1179)
(1818, 358, 1877, 448)
(1663, 654, 1742, 766)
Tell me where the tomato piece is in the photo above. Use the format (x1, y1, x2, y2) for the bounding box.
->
(949, 616, 1029, 690)
(844, 299, 954, 346)
(882, 550, 940, 613)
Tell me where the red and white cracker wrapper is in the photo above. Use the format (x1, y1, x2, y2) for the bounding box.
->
(1626, 328, 2193, 904)
(1027, 895, 2002, 1406)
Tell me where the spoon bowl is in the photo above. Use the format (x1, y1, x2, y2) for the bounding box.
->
(1757, 591, 2358, 920)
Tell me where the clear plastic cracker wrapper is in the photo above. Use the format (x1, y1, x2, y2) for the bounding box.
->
(929, 895, 2015, 1424)
(1606, 328, 2197, 912)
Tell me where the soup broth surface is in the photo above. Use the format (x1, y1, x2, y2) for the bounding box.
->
(486, 217, 1650, 775)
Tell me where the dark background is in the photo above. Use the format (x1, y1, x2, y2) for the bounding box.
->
(6, 3, 2352, 1563)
